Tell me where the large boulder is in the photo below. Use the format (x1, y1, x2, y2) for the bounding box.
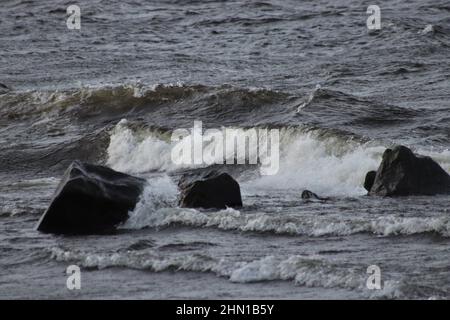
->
(36, 161, 145, 235)
(178, 171, 242, 209)
(367, 146, 450, 196)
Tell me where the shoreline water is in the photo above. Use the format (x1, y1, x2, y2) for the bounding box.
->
(1, 0, 450, 299)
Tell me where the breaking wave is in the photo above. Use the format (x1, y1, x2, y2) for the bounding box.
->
(0, 83, 288, 121)
(48, 246, 407, 298)
(121, 205, 450, 238)
(107, 119, 450, 197)
(107, 119, 384, 195)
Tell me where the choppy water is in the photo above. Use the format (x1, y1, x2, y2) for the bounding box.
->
(1, 0, 450, 299)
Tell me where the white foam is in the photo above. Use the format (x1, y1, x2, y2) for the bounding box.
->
(107, 120, 450, 197)
(228, 255, 361, 288)
(106, 120, 177, 173)
(122, 175, 178, 229)
(49, 246, 405, 297)
(49, 246, 222, 273)
(419, 24, 434, 35)
(245, 129, 384, 196)
(124, 203, 450, 238)
(369, 216, 450, 237)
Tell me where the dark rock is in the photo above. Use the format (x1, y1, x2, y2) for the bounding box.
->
(364, 171, 377, 192)
(301, 190, 328, 201)
(368, 146, 450, 196)
(178, 171, 242, 209)
(0, 83, 10, 94)
(36, 161, 146, 235)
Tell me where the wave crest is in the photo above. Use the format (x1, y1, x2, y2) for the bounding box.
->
(48, 246, 407, 298)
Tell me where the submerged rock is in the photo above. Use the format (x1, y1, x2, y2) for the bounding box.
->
(36, 161, 145, 235)
(367, 146, 450, 196)
(0, 83, 10, 94)
(178, 171, 242, 209)
(301, 190, 328, 201)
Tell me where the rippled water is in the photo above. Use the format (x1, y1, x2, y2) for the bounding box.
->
(1, 0, 450, 299)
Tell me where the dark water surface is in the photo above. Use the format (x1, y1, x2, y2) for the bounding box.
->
(1, 0, 450, 299)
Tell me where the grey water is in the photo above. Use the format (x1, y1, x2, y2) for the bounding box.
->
(1, 0, 450, 299)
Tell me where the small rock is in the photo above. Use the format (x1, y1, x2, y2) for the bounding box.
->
(178, 171, 242, 209)
(301, 190, 328, 201)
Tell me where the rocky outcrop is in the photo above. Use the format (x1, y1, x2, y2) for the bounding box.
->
(367, 146, 450, 196)
(178, 171, 242, 209)
(36, 161, 145, 235)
